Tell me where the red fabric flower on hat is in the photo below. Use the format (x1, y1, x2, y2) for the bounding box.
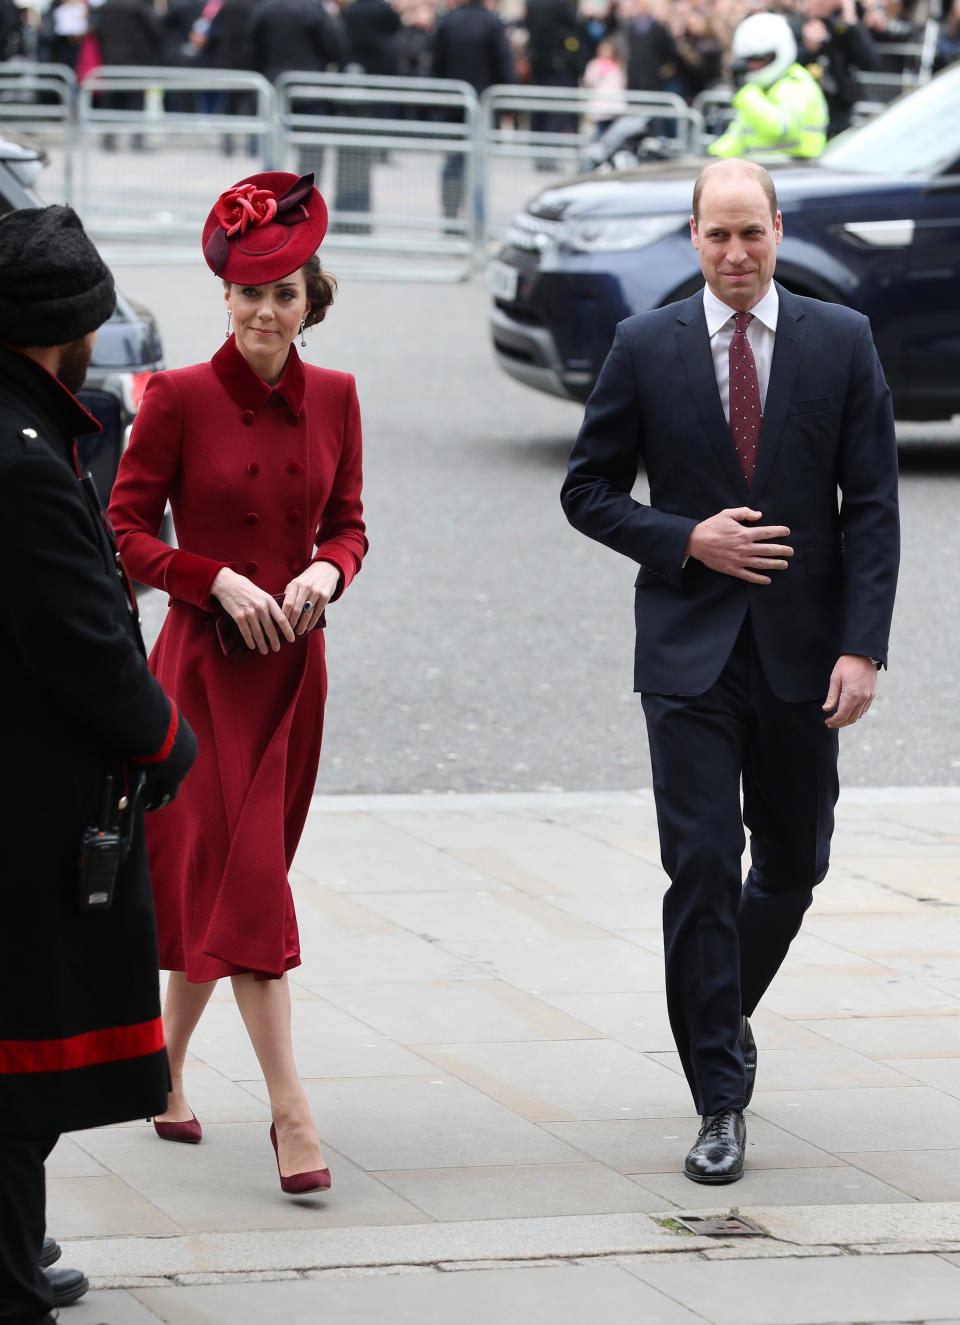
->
(213, 183, 279, 237)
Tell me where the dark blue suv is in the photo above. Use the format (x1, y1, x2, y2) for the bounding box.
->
(489, 63, 960, 422)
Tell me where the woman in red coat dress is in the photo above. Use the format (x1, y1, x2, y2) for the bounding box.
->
(109, 172, 367, 1194)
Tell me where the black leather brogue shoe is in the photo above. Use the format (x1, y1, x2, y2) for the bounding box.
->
(42, 1264, 89, 1307)
(683, 1109, 746, 1184)
(740, 1015, 757, 1108)
(38, 1237, 61, 1268)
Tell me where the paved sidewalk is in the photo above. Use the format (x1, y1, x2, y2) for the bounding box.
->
(52, 789, 960, 1324)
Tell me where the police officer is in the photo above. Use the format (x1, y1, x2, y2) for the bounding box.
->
(0, 205, 196, 1325)
(709, 12, 829, 160)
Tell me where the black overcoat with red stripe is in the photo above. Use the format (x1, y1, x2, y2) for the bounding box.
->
(0, 344, 176, 1138)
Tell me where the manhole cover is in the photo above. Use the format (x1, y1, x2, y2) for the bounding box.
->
(676, 1215, 767, 1237)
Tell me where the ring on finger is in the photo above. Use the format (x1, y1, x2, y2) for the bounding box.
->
(303, 600, 313, 613)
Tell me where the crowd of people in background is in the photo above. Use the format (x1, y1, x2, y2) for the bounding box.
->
(1, 0, 957, 145)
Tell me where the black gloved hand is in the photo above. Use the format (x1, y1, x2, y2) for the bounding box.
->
(142, 711, 198, 811)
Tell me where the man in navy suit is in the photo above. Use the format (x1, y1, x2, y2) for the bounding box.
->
(561, 158, 899, 1183)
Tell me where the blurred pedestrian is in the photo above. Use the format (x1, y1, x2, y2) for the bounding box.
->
(342, 0, 400, 76)
(395, 0, 434, 82)
(0, 203, 196, 1325)
(619, 0, 680, 94)
(432, 0, 514, 221)
(39, 0, 89, 71)
(934, 0, 960, 69)
(249, 0, 347, 180)
(92, 0, 165, 149)
(669, 3, 724, 102)
(797, 0, 880, 136)
(209, 0, 257, 156)
(526, 0, 588, 139)
(108, 171, 367, 1196)
(249, 0, 346, 84)
(0, 0, 23, 60)
(582, 35, 627, 134)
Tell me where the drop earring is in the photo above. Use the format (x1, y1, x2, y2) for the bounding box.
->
(225, 308, 232, 339)
(299, 318, 307, 348)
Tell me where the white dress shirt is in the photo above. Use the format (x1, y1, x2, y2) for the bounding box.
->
(703, 282, 779, 421)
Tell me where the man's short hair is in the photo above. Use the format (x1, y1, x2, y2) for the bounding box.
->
(692, 159, 779, 224)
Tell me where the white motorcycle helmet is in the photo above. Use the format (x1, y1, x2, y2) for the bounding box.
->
(731, 12, 798, 88)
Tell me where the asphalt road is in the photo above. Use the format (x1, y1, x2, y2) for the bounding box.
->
(122, 265, 960, 791)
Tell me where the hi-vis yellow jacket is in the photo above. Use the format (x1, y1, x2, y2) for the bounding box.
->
(708, 64, 829, 159)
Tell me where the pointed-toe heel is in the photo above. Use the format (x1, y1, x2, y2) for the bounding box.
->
(152, 1113, 202, 1144)
(269, 1122, 331, 1194)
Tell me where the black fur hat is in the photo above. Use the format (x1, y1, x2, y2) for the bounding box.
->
(0, 205, 116, 347)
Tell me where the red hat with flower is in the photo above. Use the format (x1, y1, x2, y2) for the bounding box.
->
(201, 171, 328, 283)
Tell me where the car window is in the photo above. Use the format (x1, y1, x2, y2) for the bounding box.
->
(821, 65, 960, 176)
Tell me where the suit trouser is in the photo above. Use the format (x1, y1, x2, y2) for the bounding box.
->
(642, 617, 839, 1116)
(0, 1132, 58, 1324)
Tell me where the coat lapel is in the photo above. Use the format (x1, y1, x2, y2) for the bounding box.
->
(675, 295, 749, 498)
(749, 284, 806, 501)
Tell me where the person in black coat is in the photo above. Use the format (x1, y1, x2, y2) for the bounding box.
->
(92, 0, 166, 148)
(342, 0, 400, 76)
(249, 0, 346, 85)
(525, 0, 588, 136)
(432, 0, 514, 221)
(617, 0, 680, 92)
(0, 205, 196, 1325)
(797, 0, 880, 135)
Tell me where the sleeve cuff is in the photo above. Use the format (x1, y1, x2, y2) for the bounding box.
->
(136, 701, 178, 765)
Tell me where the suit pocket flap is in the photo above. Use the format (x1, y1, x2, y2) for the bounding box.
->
(635, 566, 664, 587)
(788, 395, 841, 416)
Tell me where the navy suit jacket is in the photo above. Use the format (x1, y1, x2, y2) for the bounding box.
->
(561, 283, 900, 701)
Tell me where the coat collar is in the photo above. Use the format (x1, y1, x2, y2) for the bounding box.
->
(211, 333, 306, 418)
(0, 343, 101, 464)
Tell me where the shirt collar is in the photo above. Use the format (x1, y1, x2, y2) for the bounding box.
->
(703, 282, 779, 338)
(211, 333, 306, 418)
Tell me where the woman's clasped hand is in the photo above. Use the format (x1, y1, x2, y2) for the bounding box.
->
(211, 559, 341, 654)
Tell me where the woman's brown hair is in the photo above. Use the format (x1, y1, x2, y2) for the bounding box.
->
(302, 254, 337, 330)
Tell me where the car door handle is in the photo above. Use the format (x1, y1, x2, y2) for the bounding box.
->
(841, 220, 915, 248)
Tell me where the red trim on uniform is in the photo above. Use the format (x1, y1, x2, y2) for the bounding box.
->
(137, 701, 179, 765)
(0, 1016, 165, 1075)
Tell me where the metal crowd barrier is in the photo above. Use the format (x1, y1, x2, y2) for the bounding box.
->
(479, 85, 704, 249)
(275, 72, 479, 281)
(75, 67, 276, 253)
(0, 61, 76, 201)
(0, 60, 944, 277)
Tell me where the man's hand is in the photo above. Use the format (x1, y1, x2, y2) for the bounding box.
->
(823, 654, 878, 728)
(685, 508, 793, 584)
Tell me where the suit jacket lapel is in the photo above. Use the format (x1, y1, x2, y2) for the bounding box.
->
(675, 295, 749, 498)
(749, 284, 807, 501)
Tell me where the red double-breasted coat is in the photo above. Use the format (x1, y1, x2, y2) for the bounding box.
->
(109, 336, 367, 982)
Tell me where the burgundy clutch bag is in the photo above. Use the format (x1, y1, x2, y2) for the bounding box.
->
(215, 595, 325, 658)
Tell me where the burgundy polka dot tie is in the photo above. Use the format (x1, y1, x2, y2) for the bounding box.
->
(729, 311, 762, 484)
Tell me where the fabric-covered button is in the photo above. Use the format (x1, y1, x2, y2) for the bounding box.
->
(241, 410, 255, 426)
(247, 462, 260, 477)
(285, 460, 302, 476)
(285, 510, 302, 525)
(245, 560, 259, 576)
(287, 556, 302, 573)
(245, 511, 259, 526)
(286, 410, 299, 426)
